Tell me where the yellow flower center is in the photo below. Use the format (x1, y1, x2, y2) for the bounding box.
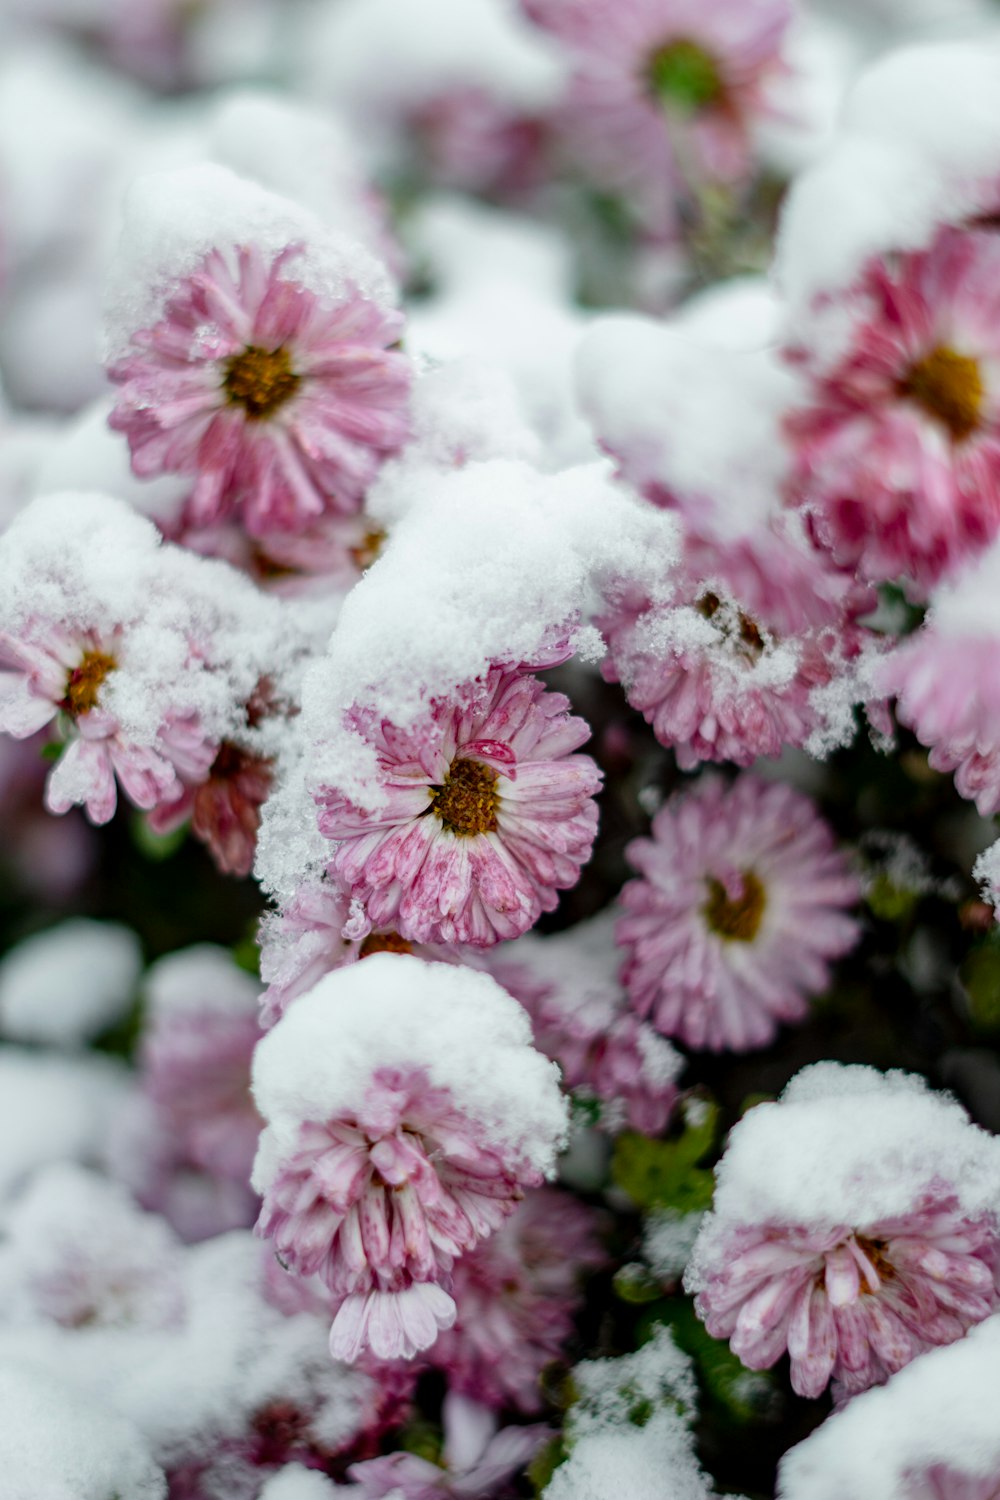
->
(359, 931, 414, 959)
(703, 870, 767, 942)
(898, 345, 984, 442)
(430, 758, 499, 837)
(223, 344, 301, 420)
(62, 650, 116, 718)
(645, 38, 723, 113)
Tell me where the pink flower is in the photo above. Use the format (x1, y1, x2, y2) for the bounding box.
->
(108, 243, 411, 538)
(0, 622, 208, 826)
(427, 1189, 605, 1413)
(525, 0, 792, 235)
(881, 621, 1000, 816)
(786, 226, 1000, 591)
(256, 1067, 530, 1363)
(150, 740, 274, 877)
(140, 946, 264, 1188)
(316, 667, 602, 947)
(490, 914, 683, 1134)
(617, 774, 860, 1051)
(600, 558, 867, 769)
(258, 876, 463, 1029)
(349, 1396, 549, 1499)
(251, 956, 568, 1364)
(692, 1196, 1000, 1402)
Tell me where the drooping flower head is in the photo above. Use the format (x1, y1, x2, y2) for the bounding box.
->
(106, 165, 411, 539)
(524, 0, 793, 236)
(427, 1188, 606, 1413)
(252, 954, 568, 1363)
(778, 1314, 1000, 1500)
(315, 666, 602, 947)
(617, 774, 860, 1052)
(687, 1065, 1000, 1402)
(786, 226, 1000, 592)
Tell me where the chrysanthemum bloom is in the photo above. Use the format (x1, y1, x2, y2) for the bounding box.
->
(108, 242, 411, 538)
(524, 0, 792, 235)
(316, 668, 602, 947)
(600, 557, 868, 769)
(617, 774, 860, 1051)
(140, 946, 263, 1187)
(252, 955, 567, 1363)
(491, 912, 683, 1133)
(688, 1065, 1000, 1403)
(786, 226, 1000, 591)
(0, 621, 205, 825)
(258, 876, 463, 1029)
(427, 1188, 605, 1413)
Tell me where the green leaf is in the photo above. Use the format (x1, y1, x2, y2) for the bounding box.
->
(611, 1098, 719, 1211)
(529, 1437, 566, 1496)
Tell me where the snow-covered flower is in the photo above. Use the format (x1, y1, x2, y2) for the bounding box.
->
(252, 955, 568, 1363)
(139, 946, 263, 1188)
(490, 912, 683, 1133)
(315, 667, 602, 947)
(108, 240, 410, 538)
(617, 774, 860, 1052)
(687, 1065, 1000, 1402)
(778, 1314, 1000, 1500)
(427, 1188, 605, 1413)
(524, 0, 792, 235)
(600, 551, 868, 769)
(787, 226, 1000, 591)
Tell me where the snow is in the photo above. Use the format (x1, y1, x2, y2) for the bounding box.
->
(575, 292, 802, 543)
(0, 1359, 166, 1500)
(778, 1312, 1000, 1499)
(0, 1229, 377, 1476)
(251, 952, 568, 1182)
(0, 1164, 183, 1331)
(544, 1329, 709, 1500)
(102, 162, 397, 362)
(544, 1413, 721, 1500)
(0, 1049, 131, 1209)
(691, 1063, 1000, 1239)
(0, 919, 141, 1045)
(297, 0, 566, 121)
(31, 398, 191, 532)
(259, 1469, 342, 1500)
(406, 197, 597, 467)
(777, 36, 1000, 345)
(144, 944, 260, 1020)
